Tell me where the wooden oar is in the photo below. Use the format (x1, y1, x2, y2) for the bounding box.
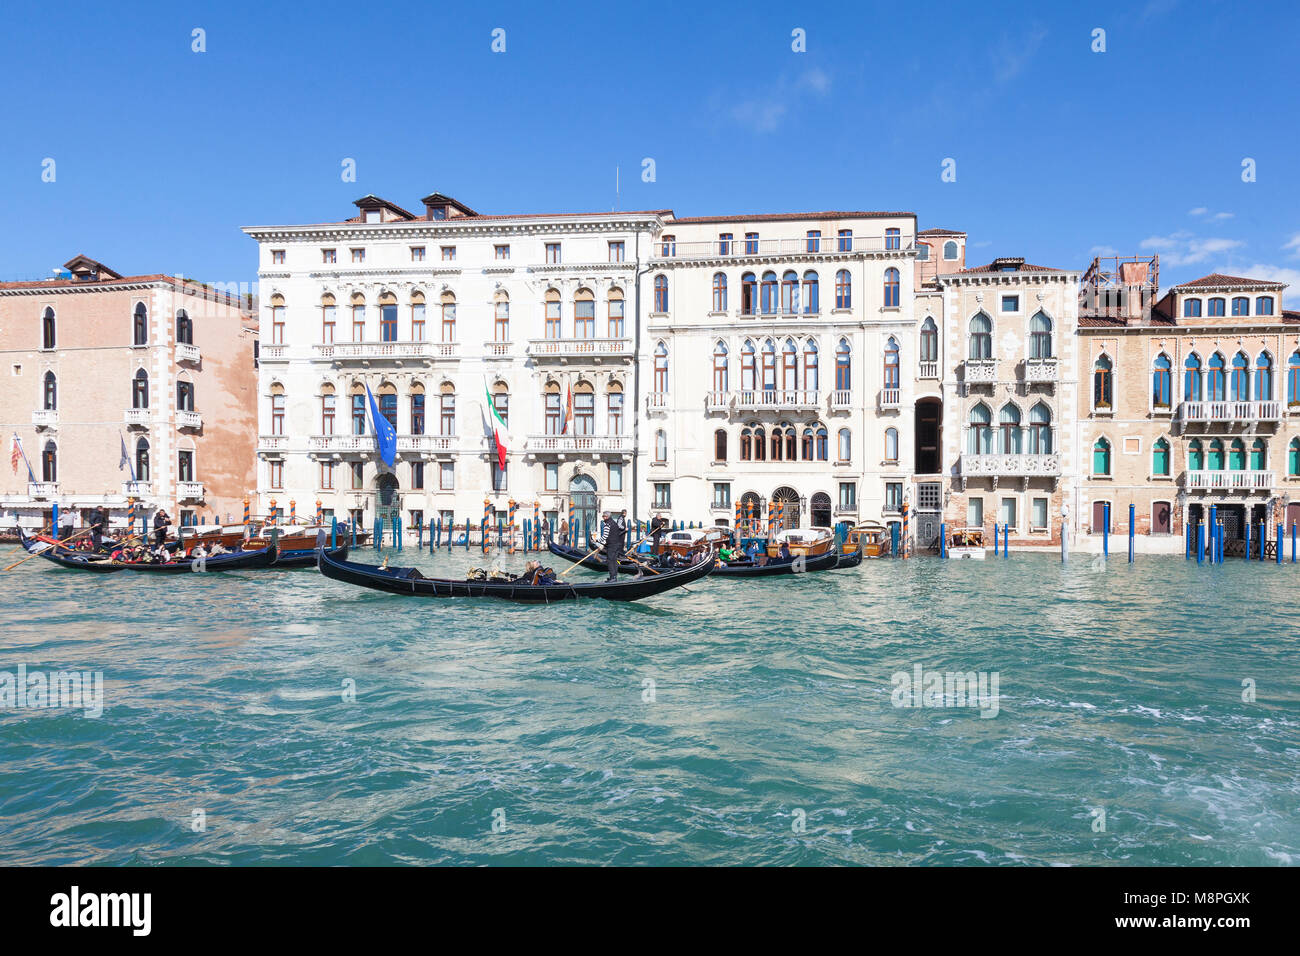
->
(557, 529, 649, 580)
(4, 524, 50, 563)
(4, 526, 95, 571)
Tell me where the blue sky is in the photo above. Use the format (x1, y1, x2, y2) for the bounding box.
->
(2, 0, 1298, 301)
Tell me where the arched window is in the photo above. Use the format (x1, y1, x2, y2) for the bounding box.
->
(1029, 312, 1052, 359)
(1207, 297, 1226, 317)
(1290, 439, 1300, 476)
(770, 423, 784, 461)
(439, 291, 456, 342)
(714, 429, 727, 462)
(270, 293, 287, 345)
(803, 340, 819, 391)
(1250, 438, 1266, 471)
(1289, 352, 1300, 407)
(1228, 438, 1246, 471)
(378, 291, 397, 343)
(43, 371, 57, 410)
(655, 429, 668, 463)
(1093, 437, 1111, 476)
(321, 384, 336, 435)
(801, 426, 814, 460)
(574, 288, 595, 338)
(491, 291, 509, 342)
(439, 382, 456, 436)
(761, 339, 777, 391)
(350, 292, 366, 341)
(410, 382, 427, 435)
(968, 403, 993, 454)
(834, 269, 851, 309)
(1152, 438, 1170, 476)
(883, 268, 900, 308)
(1207, 353, 1227, 401)
(42, 307, 56, 349)
(884, 427, 899, 462)
(1188, 439, 1204, 471)
(835, 338, 851, 390)
(968, 313, 992, 359)
(1028, 402, 1053, 454)
(321, 293, 337, 343)
(883, 337, 900, 389)
(1207, 439, 1225, 471)
(777, 422, 797, 461)
(350, 384, 367, 435)
(1151, 353, 1172, 408)
(835, 427, 849, 462)
(999, 403, 1022, 454)
(1231, 296, 1249, 316)
(741, 340, 756, 391)
(916, 243, 930, 261)
(740, 273, 757, 314)
(919, 317, 938, 363)
(573, 380, 594, 437)
(753, 425, 767, 461)
(712, 273, 728, 312)
(1184, 353, 1203, 401)
(270, 383, 286, 435)
(177, 377, 195, 411)
(781, 338, 798, 390)
(654, 342, 669, 392)
(1093, 355, 1113, 409)
(1256, 296, 1275, 316)
(712, 341, 729, 392)
(544, 288, 562, 338)
(1230, 352, 1251, 401)
(1183, 298, 1202, 318)
(607, 287, 625, 338)
(175, 309, 193, 346)
(740, 426, 753, 461)
(653, 274, 668, 313)
(943, 240, 958, 260)
(802, 271, 819, 313)
(781, 270, 799, 314)
(760, 271, 778, 314)
(409, 290, 427, 341)
(133, 303, 148, 345)
(134, 438, 149, 482)
(607, 381, 623, 434)
(132, 369, 149, 408)
(1255, 353, 1274, 401)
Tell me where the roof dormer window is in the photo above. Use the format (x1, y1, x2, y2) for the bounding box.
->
(364, 209, 380, 224)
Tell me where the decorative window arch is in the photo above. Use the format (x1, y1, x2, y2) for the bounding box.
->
(1255, 352, 1274, 401)
(437, 381, 455, 436)
(1093, 437, 1112, 476)
(269, 382, 286, 435)
(543, 287, 563, 338)
(573, 288, 596, 339)
(269, 293, 287, 345)
(834, 269, 851, 309)
(760, 339, 777, 390)
(134, 437, 149, 482)
(653, 341, 669, 392)
(919, 317, 938, 363)
(943, 240, 959, 260)
(1256, 296, 1275, 316)
(802, 271, 819, 313)
(1152, 437, 1170, 476)
(1029, 312, 1052, 359)
(133, 303, 148, 345)
(760, 271, 778, 314)
(321, 293, 337, 343)
(712, 340, 729, 392)
(1151, 353, 1172, 408)
(884, 427, 899, 462)
(968, 402, 993, 453)
(350, 292, 366, 341)
(572, 380, 595, 435)
(883, 337, 900, 389)
(350, 382, 367, 435)
(1250, 437, 1266, 471)
(835, 338, 851, 390)
(835, 427, 850, 462)
(1207, 352, 1227, 401)
(752, 424, 767, 461)
(740, 273, 757, 314)
(1093, 354, 1113, 409)
(1028, 402, 1052, 453)
(714, 428, 727, 462)
(1188, 438, 1204, 471)
(653, 274, 669, 313)
(998, 402, 1022, 453)
(41, 307, 56, 349)
(968, 313, 992, 359)
(43, 371, 57, 410)
(376, 291, 397, 343)
(410, 381, 428, 435)
(740, 339, 756, 391)
(803, 339, 819, 390)
(1230, 352, 1251, 401)
(883, 268, 900, 308)
(712, 273, 728, 312)
(606, 380, 624, 434)
(320, 383, 337, 435)
(132, 368, 149, 408)
(607, 287, 625, 338)
(781, 338, 798, 390)
(781, 270, 799, 314)
(1207, 297, 1226, 317)
(1183, 298, 1202, 318)
(1184, 352, 1203, 401)
(740, 425, 754, 461)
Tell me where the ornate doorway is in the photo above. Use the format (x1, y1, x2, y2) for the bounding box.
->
(810, 492, 832, 528)
(772, 485, 800, 529)
(375, 473, 401, 524)
(569, 473, 598, 546)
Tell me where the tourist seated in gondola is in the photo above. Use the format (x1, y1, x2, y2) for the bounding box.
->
(718, 543, 735, 564)
(190, 543, 208, 559)
(778, 541, 792, 561)
(209, 542, 228, 555)
(512, 560, 541, 583)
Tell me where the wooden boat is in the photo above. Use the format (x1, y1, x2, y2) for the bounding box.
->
(19, 529, 278, 572)
(318, 547, 715, 602)
(834, 546, 864, 569)
(846, 521, 890, 557)
(766, 527, 834, 558)
(948, 526, 988, 560)
(547, 541, 665, 575)
(273, 544, 349, 568)
(712, 548, 839, 577)
(170, 523, 370, 551)
(652, 527, 731, 559)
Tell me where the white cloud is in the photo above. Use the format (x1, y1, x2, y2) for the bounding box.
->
(726, 69, 832, 134)
(1283, 233, 1300, 258)
(1232, 264, 1300, 306)
(1187, 207, 1233, 221)
(1212, 212, 1234, 221)
(1090, 245, 1119, 256)
(1139, 231, 1244, 266)
(1188, 207, 1208, 216)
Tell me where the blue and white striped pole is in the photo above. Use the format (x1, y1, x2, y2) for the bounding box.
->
(1128, 503, 1135, 563)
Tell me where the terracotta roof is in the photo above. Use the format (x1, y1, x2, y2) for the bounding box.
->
(917, 227, 964, 236)
(950, 258, 1070, 275)
(666, 210, 912, 225)
(1284, 310, 1300, 324)
(352, 194, 419, 220)
(1172, 272, 1285, 290)
(0, 273, 248, 307)
(1077, 315, 1128, 327)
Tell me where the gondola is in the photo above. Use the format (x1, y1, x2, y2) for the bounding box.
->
(273, 544, 349, 568)
(710, 548, 840, 577)
(317, 546, 715, 602)
(547, 540, 667, 575)
(834, 546, 865, 569)
(19, 529, 278, 573)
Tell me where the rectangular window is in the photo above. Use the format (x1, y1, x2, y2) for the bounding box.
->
(352, 305, 365, 341)
(713, 482, 731, 510)
(608, 241, 625, 262)
(380, 304, 398, 342)
(411, 303, 425, 341)
(410, 509, 423, 530)
(1000, 496, 1017, 529)
(439, 462, 454, 490)
(271, 250, 285, 264)
(440, 246, 456, 261)
(744, 232, 758, 254)
(411, 394, 425, 435)
(351, 462, 364, 490)
(411, 461, 425, 490)
(1031, 497, 1048, 531)
(806, 230, 821, 253)
(494, 244, 510, 260)
(837, 229, 852, 252)
(492, 462, 507, 492)
(269, 461, 283, 489)
(885, 482, 903, 513)
(608, 392, 623, 434)
(545, 242, 561, 263)
(320, 462, 334, 490)
(1001, 294, 1019, 313)
(322, 305, 336, 343)
(545, 462, 558, 491)
(322, 248, 337, 264)
(608, 298, 625, 338)
(177, 450, 194, 482)
(653, 482, 671, 509)
(838, 482, 856, 509)
(351, 248, 364, 263)
(609, 463, 623, 492)
(885, 228, 900, 250)
(410, 246, 425, 262)
(718, 232, 733, 255)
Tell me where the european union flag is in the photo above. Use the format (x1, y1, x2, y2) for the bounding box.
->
(365, 384, 397, 468)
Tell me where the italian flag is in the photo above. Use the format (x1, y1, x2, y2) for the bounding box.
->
(485, 381, 509, 470)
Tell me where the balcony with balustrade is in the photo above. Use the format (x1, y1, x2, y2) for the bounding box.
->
(646, 392, 669, 416)
(830, 389, 852, 411)
(122, 480, 152, 498)
(302, 434, 458, 456)
(1022, 358, 1059, 384)
(176, 343, 201, 365)
(733, 389, 820, 412)
(177, 481, 205, 501)
(962, 359, 997, 385)
(31, 409, 57, 429)
(259, 344, 288, 362)
(878, 388, 901, 410)
(705, 390, 730, 413)
(176, 410, 202, 430)
(918, 361, 939, 380)
(1181, 469, 1274, 492)
(524, 434, 631, 458)
(959, 452, 1062, 481)
(27, 482, 58, 498)
(258, 435, 288, 456)
(526, 337, 631, 363)
(1174, 400, 1281, 433)
(483, 340, 513, 359)
(124, 408, 150, 428)
(312, 341, 459, 364)
(650, 234, 902, 262)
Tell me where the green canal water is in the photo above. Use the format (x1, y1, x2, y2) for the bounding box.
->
(0, 545, 1296, 866)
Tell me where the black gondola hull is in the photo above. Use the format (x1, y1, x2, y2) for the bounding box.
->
(273, 545, 349, 568)
(547, 541, 664, 575)
(711, 549, 840, 577)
